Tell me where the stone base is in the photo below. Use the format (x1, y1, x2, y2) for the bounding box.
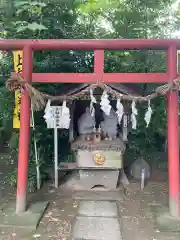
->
(72, 196, 122, 239)
(72, 216, 122, 240)
(73, 190, 123, 201)
(78, 201, 119, 217)
(79, 170, 119, 189)
(119, 169, 129, 185)
(76, 150, 123, 168)
(0, 201, 48, 230)
(151, 204, 180, 232)
(61, 171, 124, 191)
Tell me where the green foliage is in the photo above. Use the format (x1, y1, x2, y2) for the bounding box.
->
(5, 168, 17, 187)
(5, 165, 37, 193)
(7, 131, 39, 192)
(8, 132, 19, 160)
(77, 0, 116, 13)
(14, 22, 47, 33)
(127, 97, 167, 159)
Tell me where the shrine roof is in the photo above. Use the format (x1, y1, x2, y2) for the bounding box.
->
(55, 83, 160, 97)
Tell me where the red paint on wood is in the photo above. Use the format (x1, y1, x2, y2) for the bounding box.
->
(12, 72, 171, 83)
(16, 46, 32, 213)
(0, 39, 180, 50)
(167, 45, 180, 217)
(102, 73, 169, 83)
(31, 73, 98, 83)
(94, 50, 104, 78)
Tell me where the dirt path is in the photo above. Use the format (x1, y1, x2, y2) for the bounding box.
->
(0, 153, 16, 204)
(120, 181, 180, 240)
(0, 178, 179, 239)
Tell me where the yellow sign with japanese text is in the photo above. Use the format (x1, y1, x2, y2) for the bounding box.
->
(13, 51, 23, 128)
(177, 50, 180, 73)
(13, 51, 32, 128)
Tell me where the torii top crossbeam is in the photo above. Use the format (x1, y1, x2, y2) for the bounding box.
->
(0, 39, 180, 50)
(3, 39, 180, 84)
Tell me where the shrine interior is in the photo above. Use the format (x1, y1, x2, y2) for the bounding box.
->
(73, 99, 126, 138)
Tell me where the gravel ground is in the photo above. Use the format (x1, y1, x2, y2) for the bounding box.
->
(0, 187, 78, 240)
(0, 172, 180, 239)
(120, 181, 180, 240)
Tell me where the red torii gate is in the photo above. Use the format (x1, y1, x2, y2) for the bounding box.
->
(0, 39, 179, 217)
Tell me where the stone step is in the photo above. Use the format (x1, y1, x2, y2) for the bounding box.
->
(72, 216, 122, 240)
(73, 190, 123, 201)
(77, 200, 119, 218)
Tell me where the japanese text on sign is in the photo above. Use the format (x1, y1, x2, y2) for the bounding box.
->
(13, 51, 32, 128)
(13, 51, 23, 129)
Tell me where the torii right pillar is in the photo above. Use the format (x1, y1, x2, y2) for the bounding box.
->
(167, 45, 180, 218)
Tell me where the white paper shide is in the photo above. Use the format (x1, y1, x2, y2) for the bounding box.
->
(131, 100, 138, 130)
(100, 90, 111, 116)
(90, 89, 96, 116)
(144, 100, 152, 127)
(116, 98, 124, 124)
(61, 100, 71, 129)
(43, 100, 54, 128)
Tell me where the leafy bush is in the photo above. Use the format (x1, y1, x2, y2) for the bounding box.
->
(126, 97, 167, 168)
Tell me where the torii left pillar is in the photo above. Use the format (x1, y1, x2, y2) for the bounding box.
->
(16, 45, 32, 213)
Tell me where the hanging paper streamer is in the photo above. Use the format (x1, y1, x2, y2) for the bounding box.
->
(131, 100, 138, 130)
(116, 98, 124, 124)
(61, 100, 71, 129)
(144, 100, 152, 128)
(90, 89, 96, 116)
(100, 90, 111, 116)
(44, 99, 51, 114)
(43, 100, 54, 128)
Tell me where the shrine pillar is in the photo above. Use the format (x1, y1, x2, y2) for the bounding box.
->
(16, 46, 32, 213)
(167, 45, 180, 217)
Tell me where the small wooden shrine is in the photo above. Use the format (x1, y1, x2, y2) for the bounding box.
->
(56, 83, 139, 189)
